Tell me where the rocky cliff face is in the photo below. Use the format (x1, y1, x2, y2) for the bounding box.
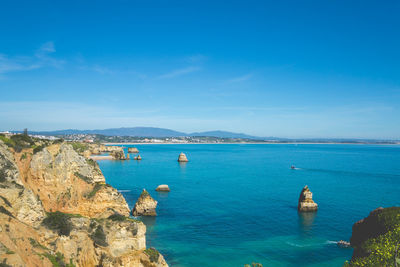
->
(22, 143, 130, 218)
(346, 207, 400, 266)
(0, 137, 168, 267)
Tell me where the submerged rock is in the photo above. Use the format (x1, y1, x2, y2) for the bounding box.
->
(155, 185, 170, 192)
(177, 152, 188, 162)
(128, 147, 139, 153)
(132, 189, 158, 216)
(298, 185, 318, 212)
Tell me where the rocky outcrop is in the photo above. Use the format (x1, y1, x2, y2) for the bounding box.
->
(134, 155, 142, 160)
(128, 147, 139, 153)
(177, 152, 188, 162)
(337, 240, 351, 248)
(132, 190, 157, 216)
(350, 207, 400, 258)
(346, 207, 400, 266)
(298, 185, 318, 212)
(0, 137, 168, 266)
(111, 150, 126, 160)
(155, 185, 170, 192)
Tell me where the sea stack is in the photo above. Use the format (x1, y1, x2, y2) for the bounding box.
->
(298, 185, 318, 212)
(156, 184, 170, 192)
(132, 189, 158, 216)
(178, 152, 188, 162)
(111, 149, 126, 160)
(128, 147, 139, 153)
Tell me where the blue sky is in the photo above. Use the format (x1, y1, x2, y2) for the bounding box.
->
(0, 0, 399, 138)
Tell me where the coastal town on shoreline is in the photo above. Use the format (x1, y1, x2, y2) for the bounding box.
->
(1, 131, 398, 145)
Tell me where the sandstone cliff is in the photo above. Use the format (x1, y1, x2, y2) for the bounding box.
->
(0, 136, 168, 267)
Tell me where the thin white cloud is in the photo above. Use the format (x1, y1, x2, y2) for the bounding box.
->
(226, 73, 253, 83)
(0, 41, 64, 75)
(158, 66, 201, 79)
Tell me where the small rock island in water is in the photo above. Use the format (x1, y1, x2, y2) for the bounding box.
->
(178, 152, 189, 162)
(132, 189, 158, 216)
(298, 185, 318, 212)
(128, 147, 139, 153)
(156, 184, 170, 192)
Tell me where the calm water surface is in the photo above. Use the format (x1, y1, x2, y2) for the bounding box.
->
(98, 144, 400, 267)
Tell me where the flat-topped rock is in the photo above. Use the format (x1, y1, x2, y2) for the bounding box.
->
(128, 147, 139, 153)
(178, 152, 188, 162)
(156, 185, 170, 192)
(298, 185, 318, 212)
(132, 189, 157, 216)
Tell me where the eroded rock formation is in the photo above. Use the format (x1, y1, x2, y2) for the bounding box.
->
(298, 185, 318, 212)
(111, 150, 126, 160)
(0, 137, 168, 267)
(132, 189, 157, 216)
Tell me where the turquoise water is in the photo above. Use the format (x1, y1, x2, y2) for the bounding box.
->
(98, 144, 400, 267)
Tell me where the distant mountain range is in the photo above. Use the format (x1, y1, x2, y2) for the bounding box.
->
(23, 127, 266, 139)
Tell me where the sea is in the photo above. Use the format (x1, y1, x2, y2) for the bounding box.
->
(97, 144, 400, 267)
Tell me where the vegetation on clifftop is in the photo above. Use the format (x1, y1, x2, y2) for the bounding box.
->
(144, 248, 160, 262)
(345, 207, 400, 267)
(42, 212, 82, 236)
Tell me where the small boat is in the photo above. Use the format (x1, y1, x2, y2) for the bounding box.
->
(291, 165, 296, 169)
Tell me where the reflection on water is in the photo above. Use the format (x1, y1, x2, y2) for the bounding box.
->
(298, 211, 317, 236)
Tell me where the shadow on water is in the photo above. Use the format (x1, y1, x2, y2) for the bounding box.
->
(140, 216, 157, 229)
(298, 211, 317, 236)
(156, 191, 170, 200)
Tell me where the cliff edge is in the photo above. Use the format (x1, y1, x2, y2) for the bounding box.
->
(0, 135, 168, 267)
(345, 207, 400, 266)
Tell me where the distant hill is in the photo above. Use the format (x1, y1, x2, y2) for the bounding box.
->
(27, 127, 186, 138)
(189, 130, 260, 139)
(24, 127, 265, 139)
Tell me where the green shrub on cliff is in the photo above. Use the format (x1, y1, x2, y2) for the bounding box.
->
(144, 248, 160, 262)
(108, 213, 126, 221)
(70, 142, 89, 154)
(74, 172, 91, 183)
(345, 207, 400, 267)
(42, 252, 75, 267)
(244, 263, 263, 267)
(90, 225, 108, 247)
(42, 212, 73, 236)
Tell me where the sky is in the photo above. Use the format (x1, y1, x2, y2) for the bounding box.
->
(0, 0, 399, 139)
